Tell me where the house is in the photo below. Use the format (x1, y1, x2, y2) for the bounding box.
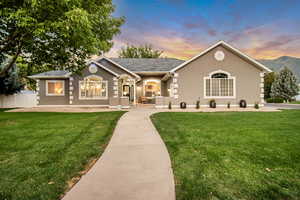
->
(28, 41, 272, 108)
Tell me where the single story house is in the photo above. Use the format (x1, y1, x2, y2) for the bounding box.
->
(29, 41, 272, 108)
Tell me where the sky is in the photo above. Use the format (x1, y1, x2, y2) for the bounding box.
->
(106, 0, 300, 60)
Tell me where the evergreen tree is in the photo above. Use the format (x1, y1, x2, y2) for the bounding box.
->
(264, 72, 276, 99)
(271, 67, 299, 101)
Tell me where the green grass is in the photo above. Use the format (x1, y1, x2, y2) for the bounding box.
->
(289, 101, 300, 104)
(151, 110, 300, 200)
(0, 111, 125, 200)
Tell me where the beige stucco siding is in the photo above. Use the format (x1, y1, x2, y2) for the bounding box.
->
(71, 66, 116, 105)
(176, 45, 263, 105)
(38, 78, 70, 105)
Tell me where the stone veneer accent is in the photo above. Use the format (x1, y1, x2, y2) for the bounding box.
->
(173, 73, 179, 99)
(260, 72, 265, 105)
(113, 77, 118, 98)
(69, 77, 74, 104)
(36, 79, 40, 105)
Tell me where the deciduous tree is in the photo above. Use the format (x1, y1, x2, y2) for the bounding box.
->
(0, 57, 23, 95)
(119, 44, 163, 58)
(0, 0, 124, 77)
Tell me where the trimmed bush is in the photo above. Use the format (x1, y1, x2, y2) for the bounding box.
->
(266, 98, 284, 103)
(227, 102, 231, 109)
(254, 102, 259, 109)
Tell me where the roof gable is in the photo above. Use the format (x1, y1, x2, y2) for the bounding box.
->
(97, 57, 141, 79)
(89, 61, 119, 77)
(171, 41, 272, 73)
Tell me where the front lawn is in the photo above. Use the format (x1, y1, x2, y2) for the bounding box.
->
(289, 101, 300, 104)
(151, 110, 300, 200)
(0, 111, 125, 200)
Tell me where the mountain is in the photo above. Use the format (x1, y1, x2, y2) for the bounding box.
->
(258, 56, 300, 82)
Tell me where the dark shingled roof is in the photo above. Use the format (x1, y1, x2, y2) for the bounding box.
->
(29, 70, 70, 78)
(109, 58, 185, 72)
(29, 58, 185, 78)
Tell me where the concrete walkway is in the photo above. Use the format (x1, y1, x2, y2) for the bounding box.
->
(266, 103, 300, 110)
(63, 108, 175, 200)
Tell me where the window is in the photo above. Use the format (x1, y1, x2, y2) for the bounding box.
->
(144, 80, 161, 97)
(46, 80, 65, 96)
(204, 70, 235, 98)
(79, 75, 107, 99)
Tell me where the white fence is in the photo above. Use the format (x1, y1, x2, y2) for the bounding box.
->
(0, 91, 37, 108)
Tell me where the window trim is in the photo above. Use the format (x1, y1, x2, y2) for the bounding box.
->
(46, 80, 65, 96)
(78, 75, 108, 100)
(204, 70, 236, 99)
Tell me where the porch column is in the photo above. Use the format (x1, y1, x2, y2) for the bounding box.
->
(173, 73, 179, 99)
(260, 72, 265, 106)
(69, 77, 74, 105)
(36, 79, 40, 106)
(133, 79, 136, 105)
(113, 77, 118, 98)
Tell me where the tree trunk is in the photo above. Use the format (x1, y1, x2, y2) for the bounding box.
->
(0, 49, 21, 78)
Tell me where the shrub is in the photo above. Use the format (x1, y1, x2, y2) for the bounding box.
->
(266, 97, 284, 103)
(227, 102, 231, 109)
(254, 102, 259, 109)
(168, 101, 172, 109)
(209, 99, 216, 108)
(196, 100, 200, 109)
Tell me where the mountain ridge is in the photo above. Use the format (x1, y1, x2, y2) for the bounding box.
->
(257, 56, 300, 82)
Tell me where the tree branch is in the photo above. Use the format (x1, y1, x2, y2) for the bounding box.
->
(0, 40, 22, 77)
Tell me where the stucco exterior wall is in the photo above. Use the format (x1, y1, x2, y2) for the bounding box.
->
(175, 45, 263, 106)
(38, 78, 70, 105)
(71, 66, 115, 105)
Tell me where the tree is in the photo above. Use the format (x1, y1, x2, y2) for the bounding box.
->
(0, 0, 124, 77)
(119, 44, 163, 58)
(264, 72, 276, 99)
(0, 57, 23, 95)
(271, 67, 299, 101)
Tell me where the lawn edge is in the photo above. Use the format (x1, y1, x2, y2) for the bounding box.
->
(60, 111, 127, 199)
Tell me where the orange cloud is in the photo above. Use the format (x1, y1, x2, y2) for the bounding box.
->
(106, 31, 300, 60)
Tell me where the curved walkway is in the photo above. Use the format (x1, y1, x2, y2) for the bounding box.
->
(63, 108, 175, 200)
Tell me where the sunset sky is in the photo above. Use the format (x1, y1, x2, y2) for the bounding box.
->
(107, 0, 300, 60)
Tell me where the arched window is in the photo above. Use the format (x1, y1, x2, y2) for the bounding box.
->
(204, 70, 235, 98)
(211, 73, 228, 79)
(79, 75, 108, 99)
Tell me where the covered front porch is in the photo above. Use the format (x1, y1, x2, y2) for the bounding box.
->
(113, 73, 170, 107)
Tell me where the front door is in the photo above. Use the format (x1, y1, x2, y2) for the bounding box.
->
(123, 85, 134, 102)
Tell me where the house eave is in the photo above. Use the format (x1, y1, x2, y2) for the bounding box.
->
(135, 71, 168, 76)
(27, 74, 71, 79)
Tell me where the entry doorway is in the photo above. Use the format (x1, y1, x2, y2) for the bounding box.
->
(122, 85, 134, 102)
